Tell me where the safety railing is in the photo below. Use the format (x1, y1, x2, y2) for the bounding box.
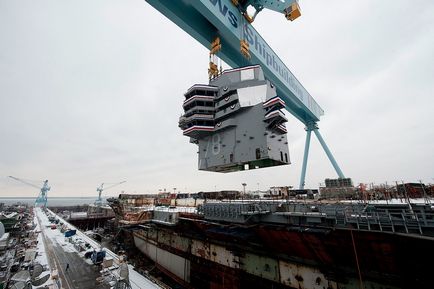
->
(330, 207, 434, 236)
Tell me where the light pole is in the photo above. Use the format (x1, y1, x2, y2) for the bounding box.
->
(242, 183, 247, 200)
(419, 180, 429, 204)
(288, 185, 293, 201)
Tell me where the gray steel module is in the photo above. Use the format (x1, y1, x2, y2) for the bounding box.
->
(179, 65, 290, 172)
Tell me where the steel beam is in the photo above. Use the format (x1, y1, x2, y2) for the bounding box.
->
(242, 0, 298, 14)
(145, 0, 323, 124)
(299, 129, 311, 189)
(313, 128, 345, 179)
(145, 0, 345, 181)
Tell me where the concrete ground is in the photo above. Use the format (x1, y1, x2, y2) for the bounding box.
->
(46, 208, 165, 289)
(36, 211, 111, 289)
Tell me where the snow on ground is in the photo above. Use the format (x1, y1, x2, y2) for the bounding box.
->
(45, 209, 163, 289)
(342, 198, 432, 205)
(34, 230, 49, 268)
(36, 208, 76, 253)
(70, 212, 88, 219)
(127, 265, 166, 289)
(155, 206, 197, 213)
(33, 209, 55, 288)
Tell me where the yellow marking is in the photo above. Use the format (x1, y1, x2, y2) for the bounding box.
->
(208, 61, 219, 79)
(285, 2, 301, 21)
(243, 12, 254, 24)
(240, 39, 251, 59)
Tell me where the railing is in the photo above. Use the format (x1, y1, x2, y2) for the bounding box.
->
(330, 206, 434, 236)
(200, 201, 434, 237)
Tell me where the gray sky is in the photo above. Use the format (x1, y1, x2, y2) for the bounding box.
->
(1, 0, 433, 197)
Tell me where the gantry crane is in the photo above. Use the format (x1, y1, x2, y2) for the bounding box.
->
(95, 181, 126, 206)
(8, 176, 50, 207)
(145, 0, 345, 188)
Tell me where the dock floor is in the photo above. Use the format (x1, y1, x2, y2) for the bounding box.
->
(36, 207, 164, 289)
(36, 208, 110, 289)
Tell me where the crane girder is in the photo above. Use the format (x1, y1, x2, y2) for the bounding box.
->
(238, 0, 299, 19)
(104, 181, 126, 191)
(145, 0, 323, 124)
(8, 176, 41, 189)
(9, 176, 49, 207)
(95, 181, 126, 205)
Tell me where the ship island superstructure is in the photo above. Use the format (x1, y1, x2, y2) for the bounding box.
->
(179, 65, 290, 172)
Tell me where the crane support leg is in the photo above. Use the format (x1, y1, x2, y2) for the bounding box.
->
(299, 129, 312, 189)
(299, 123, 345, 188)
(313, 128, 345, 179)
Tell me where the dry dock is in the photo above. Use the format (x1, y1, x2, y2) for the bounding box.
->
(35, 207, 165, 289)
(35, 207, 109, 289)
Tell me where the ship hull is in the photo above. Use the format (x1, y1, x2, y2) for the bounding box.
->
(132, 218, 433, 289)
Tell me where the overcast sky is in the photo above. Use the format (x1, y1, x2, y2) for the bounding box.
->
(1, 0, 433, 197)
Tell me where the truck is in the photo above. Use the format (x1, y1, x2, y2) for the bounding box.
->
(64, 230, 76, 237)
(91, 249, 106, 265)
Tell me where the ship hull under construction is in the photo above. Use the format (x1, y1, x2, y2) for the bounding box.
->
(132, 216, 433, 289)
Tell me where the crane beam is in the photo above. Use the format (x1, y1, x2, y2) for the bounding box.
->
(9, 176, 50, 207)
(95, 181, 126, 205)
(145, 0, 345, 181)
(247, 0, 297, 13)
(104, 181, 126, 191)
(8, 176, 40, 189)
(238, 0, 300, 19)
(145, 0, 323, 124)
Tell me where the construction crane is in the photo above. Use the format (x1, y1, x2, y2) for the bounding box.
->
(145, 0, 345, 189)
(8, 176, 50, 207)
(95, 181, 126, 206)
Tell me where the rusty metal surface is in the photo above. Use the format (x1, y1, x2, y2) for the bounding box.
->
(134, 219, 434, 289)
(68, 216, 113, 230)
(241, 253, 279, 282)
(118, 211, 153, 225)
(254, 226, 429, 281)
(104, 191, 434, 288)
(134, 233, 191, 283)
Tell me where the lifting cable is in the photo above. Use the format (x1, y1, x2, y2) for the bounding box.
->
(350, 229, 365, 289)
(209, 36, 221, 80)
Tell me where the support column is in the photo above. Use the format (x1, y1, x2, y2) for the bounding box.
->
(299, 129, 312, 189)
(313, 128, 345, 178)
